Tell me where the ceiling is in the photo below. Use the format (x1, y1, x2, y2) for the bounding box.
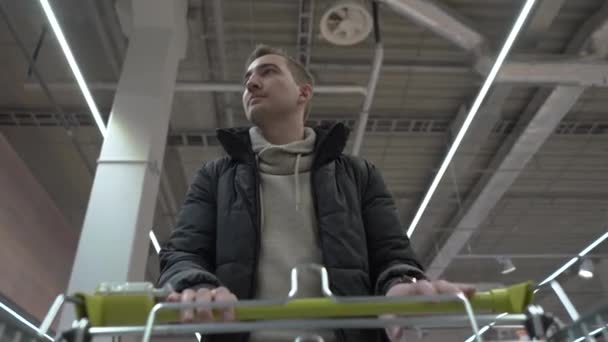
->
(1, 0, 608, 340)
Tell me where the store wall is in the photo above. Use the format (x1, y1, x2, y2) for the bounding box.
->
(0, 133, 78, 321)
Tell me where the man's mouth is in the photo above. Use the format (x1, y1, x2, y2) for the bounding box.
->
(249, 96, 264, 105)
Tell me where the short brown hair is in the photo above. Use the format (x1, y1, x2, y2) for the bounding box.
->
(245, 44, 315, 121)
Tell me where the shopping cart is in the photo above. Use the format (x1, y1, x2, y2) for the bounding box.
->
(38, 264, 565, 342)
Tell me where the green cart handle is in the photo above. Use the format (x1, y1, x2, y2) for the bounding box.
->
(75, 282, 533, 327)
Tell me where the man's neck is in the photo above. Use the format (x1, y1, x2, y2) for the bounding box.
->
(256, 120, 305, 145)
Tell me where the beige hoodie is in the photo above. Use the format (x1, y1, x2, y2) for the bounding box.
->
(248, 126, 336, 342)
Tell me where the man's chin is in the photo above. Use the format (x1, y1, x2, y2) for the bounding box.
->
(248, 108, 269, 125)
(247, 107, 290, 126)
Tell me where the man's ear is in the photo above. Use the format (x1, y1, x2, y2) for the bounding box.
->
(298, 84, 313, 104)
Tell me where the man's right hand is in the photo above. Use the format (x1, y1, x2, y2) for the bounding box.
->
(166, 286, 238, 323)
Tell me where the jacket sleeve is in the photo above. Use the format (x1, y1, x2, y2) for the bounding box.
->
(157, 162, 222, 292)
(360, 160, 427, 295)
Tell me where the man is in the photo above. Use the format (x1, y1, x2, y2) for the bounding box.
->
(158, 45, 474, 342)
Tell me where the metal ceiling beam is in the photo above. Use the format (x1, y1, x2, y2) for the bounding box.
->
(27, 58, 608, 89)
(296, 0, 315, 67)
(426, 86, 585, 279)
(425, 4, 608, 280)
(351, 2, 384, 156)
(416, 0, 565, 263)
(496, 59, 608, 86)
(312, 59, 608, 86)
(310, 62, 471, 74)
(352, 43, 383, 156)
(211, 0, 234, 128)
(374, 0, 598, 90)
(377, 0, 484, 53)
(523, 0, 567, 44)
(26, 57, 608, 91)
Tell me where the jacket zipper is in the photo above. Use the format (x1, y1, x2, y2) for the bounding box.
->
(310, 167, 326, 269)
(251, 158, 262, 298)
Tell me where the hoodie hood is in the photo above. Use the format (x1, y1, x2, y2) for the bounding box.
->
(216, 122, 350, 168)
(248, 126, 316, 175)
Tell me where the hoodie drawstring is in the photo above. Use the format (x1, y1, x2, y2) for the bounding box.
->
(294, 154, 301, 211)
(258, 150, 303, 213)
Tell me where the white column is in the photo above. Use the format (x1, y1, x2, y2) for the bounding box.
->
(57, 0, 187, 330)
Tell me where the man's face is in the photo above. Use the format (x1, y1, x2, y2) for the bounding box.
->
(242, 54, 307, 125)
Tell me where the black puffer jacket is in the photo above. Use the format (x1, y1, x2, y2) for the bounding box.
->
(158, 122, 425, 342)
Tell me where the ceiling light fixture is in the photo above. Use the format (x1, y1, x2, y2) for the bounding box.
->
(406, 0, 538, 237)
(38, 0, 107, 138)
(578, 258, 594, 279)
(498, 257, 516, 274)
(539, 231, 608, 286)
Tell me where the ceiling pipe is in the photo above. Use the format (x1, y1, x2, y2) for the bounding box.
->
(24, 81, 367, 95)
(351, 1, 383, 156)
(310, 62, 471, 74)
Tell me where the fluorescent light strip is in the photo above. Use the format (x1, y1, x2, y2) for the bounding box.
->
(573, 326, 607, 342)
(406, 0, 537, 237)
(464, 325, 489, 342)
(149, 231, 161, 254)
(0, 301, 54, 341)
(578, 231, 608, 257)
(38, 0, 107, 138)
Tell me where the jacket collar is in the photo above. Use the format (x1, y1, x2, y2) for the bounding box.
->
(216, 122, 350, 167)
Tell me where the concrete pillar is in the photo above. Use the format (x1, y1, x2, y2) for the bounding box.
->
(57, 0, 187, 330)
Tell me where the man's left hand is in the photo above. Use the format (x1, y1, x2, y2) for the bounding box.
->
(384, 280, 476, 341)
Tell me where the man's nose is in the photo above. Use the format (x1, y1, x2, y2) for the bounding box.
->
(245, 75, 261, 93)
